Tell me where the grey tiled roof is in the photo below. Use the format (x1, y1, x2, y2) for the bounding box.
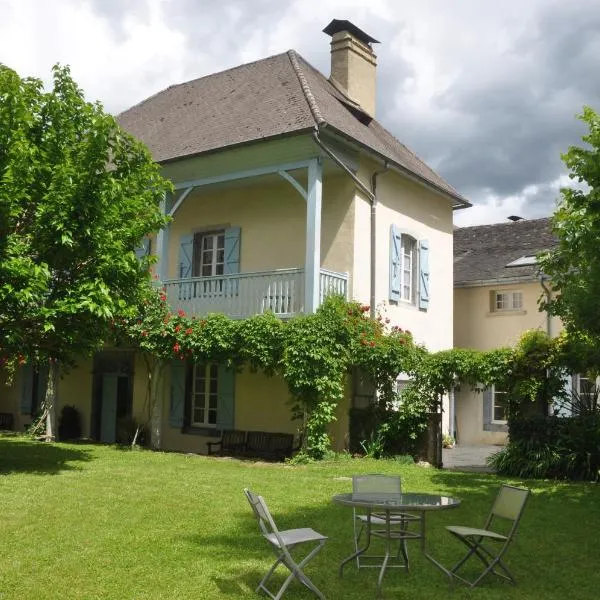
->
(118, 50, 467, 204)
(454, 217, 557, 286)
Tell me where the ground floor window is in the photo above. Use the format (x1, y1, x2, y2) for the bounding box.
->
(491, 385, 508, 424)
(192, 363, 218, 426)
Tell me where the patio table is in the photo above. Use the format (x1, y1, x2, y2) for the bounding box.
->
(332, 492, 461, 594)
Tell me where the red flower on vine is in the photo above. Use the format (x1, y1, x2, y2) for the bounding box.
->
(173, 343, 180, 353)
(178, 309, 186, 317)
(185, 328, 193, 335)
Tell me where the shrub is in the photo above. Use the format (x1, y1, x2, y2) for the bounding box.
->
(57, 405, 82, 441)
(489, 414, 600, 480)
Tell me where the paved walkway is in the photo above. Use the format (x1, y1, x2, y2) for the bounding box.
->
(442, 444, 502, 472)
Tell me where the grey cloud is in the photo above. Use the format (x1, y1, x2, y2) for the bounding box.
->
(88, 0, 600, 222)
(381, 0, 600, 216)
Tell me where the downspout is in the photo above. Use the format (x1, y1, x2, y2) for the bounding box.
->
(370, 163, 389, 318)
(312, 129, 387, 319)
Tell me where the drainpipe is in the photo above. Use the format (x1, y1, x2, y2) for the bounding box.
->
(370, 163, 389, 318)
(312, 129, 387, 319)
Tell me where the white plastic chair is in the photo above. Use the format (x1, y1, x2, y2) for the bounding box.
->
(446, 484, 530, 587)
(352, 474, 421, 569)
(243, 488, 327, 600)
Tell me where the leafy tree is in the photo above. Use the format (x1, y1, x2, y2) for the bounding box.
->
(540, 106, 600, 338)
(0, 64, 170, 439)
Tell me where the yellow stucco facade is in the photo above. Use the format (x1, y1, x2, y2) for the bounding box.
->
(453, 281, 563, 445)
(0, 132, 455, 456)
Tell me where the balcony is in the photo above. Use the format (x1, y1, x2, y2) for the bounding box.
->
(163, 268, 348, 319)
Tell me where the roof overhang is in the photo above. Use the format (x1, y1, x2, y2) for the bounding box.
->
(454, 275, 541, 288)
(318, 125, 471, 210)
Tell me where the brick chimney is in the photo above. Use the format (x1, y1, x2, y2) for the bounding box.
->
(323, 19, 379, 117)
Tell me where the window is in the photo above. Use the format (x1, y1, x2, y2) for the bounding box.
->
(400, 235, 417, 303)
(491, 385, 508, 424)
(192, 231, 225, 295)
(193, 231, 225, 277)
(191, 364, 219, 427)
(390, 226, 418, 304)
(492, 290, 523, 312)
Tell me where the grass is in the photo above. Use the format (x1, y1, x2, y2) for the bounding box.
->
(0, 436, 599, 600)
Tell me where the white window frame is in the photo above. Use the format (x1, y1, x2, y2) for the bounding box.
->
(493, 290, 523, 312)
(193, 231, 225, 278)
(491, 384, 508, 424)
(574, 373, 596, 403)
(400, 234, 417, 304)
(191, 363, 219, 427)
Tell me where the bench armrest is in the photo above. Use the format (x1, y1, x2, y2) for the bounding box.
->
(206, 440, 223, 455)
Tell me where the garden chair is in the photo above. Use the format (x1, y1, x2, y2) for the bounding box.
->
(445, 484, 530, 587)
(352, 474, 421, 569)
(243, 488, 327, 600)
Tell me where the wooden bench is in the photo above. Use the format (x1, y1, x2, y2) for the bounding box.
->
(206, 429, 297, 461)
(244, 430, 295, 461)
(0, 412, 14, 430)
(206, 429, 247, 456)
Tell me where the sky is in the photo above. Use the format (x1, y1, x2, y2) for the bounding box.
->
(1, 0, 599, 226)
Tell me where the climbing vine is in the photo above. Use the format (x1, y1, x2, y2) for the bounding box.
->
(116, 282, 600, 459)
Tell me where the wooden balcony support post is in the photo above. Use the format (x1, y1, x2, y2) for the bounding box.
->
(155, 194, 169, 281)
(305, 158, 322, 313)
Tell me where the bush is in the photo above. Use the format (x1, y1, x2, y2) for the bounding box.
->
(348, 401, 428, 460)
(488, 415, 600, 480)
(58, 405, 82, 441)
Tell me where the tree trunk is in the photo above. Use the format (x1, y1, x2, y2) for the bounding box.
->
(44, 361, 59, 442)
(149, 361, 165, 450)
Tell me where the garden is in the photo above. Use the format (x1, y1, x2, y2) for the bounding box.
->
(1, 435, 599, 600)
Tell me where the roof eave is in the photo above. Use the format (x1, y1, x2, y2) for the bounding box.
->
(155, 127, 317, 166)
(454, 274, 541, 288)
(319, 125, 471, 209)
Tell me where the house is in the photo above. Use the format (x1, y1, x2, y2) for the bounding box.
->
(452, 216, 560, 445)
(1, 20, 469, 453)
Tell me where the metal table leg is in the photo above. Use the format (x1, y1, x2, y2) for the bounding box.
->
(339, 508, 373, 577)
(419, 511, 454, 580)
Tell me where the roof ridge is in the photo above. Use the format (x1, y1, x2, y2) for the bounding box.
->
(286, 49, 326, 127)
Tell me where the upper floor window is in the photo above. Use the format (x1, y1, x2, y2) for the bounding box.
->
(492, 290, 523, 312)
(400, 235, 417, 303)
(390, 225, 429, 309)
(193, 231, 225, 278)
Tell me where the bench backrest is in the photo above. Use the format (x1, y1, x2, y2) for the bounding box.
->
(222, 430, 246, 446)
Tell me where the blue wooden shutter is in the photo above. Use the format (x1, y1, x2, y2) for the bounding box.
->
(178, 234, 194, 301)
(224, 227, 240, 275)
(135, 238, 151, 261)
(170, 360, 186, 428)
(224, 227, 241, 296)
(178, 234, 194, 279)
(483, 387, 492, 431)
(389, 225, 401, 302)
(216, 366, 235, 430)
(101, 374, 118, 443)
(419, 239, 430, 310)
(20, 365, 34, 414)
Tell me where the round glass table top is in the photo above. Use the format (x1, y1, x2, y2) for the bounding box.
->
(332, 492, 461, 511)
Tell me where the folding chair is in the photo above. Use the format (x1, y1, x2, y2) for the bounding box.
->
(243, 488, 327, 600)
(446, 484, 530, 587)
(352, 474, 421, 569)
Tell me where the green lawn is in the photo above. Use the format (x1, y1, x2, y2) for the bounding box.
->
(0, 436, 598, 600)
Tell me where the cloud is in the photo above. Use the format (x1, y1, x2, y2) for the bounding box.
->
(1, 0, 598, 225)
